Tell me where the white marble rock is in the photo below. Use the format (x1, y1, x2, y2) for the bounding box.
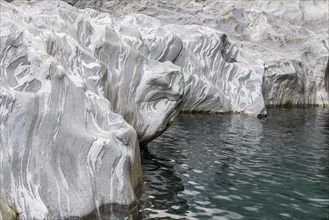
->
(120, 14, 266, 115)
(67, 0, 329, 107)
(0, 0, 183, 219)
(1, 0, 328, 219)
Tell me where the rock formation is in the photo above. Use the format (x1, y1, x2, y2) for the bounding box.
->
(120, 15, 266, 115)
(1, 0, 328, 219)
(68, 0, 329, 108)
(0, 0, 183, 218)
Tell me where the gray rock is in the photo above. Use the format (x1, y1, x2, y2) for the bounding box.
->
(120, 14, 266, 115)
(1, 0, 328, 218)
(0, 0, 183, 218)
(64, 0, 329, 108)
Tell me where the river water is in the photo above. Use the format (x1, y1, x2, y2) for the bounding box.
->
(139, 107, 329, 219)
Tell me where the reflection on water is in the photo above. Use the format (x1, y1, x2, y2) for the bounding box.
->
(140, 107, 329, 219)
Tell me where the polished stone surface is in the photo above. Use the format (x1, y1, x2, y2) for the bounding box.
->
(0, 0, 183, 218)
(1, 0, 328, 218)
(69, 0, 329, 109)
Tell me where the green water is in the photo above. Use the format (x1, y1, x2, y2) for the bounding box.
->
(140, 107, 329, 219)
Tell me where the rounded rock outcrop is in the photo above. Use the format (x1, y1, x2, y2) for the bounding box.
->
(0, 0, 184, 218)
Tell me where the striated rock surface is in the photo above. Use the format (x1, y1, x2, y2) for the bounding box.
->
(68, 0, 329, 108)
(0, 0, 183, 218)
(120, 14, 266, 115)
(1, 0, 328, 219)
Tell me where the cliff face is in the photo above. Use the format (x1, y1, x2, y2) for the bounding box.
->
(1, 0, 328, 219)
(120, 15, 266, 115)
(0, 0, 183, 218)
(68, 0, 329, 107)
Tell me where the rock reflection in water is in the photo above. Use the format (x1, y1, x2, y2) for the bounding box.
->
(140, 145, 189, 219)
(140, 107, 329, 219)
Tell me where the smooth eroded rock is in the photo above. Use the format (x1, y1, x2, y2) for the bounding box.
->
(65, 0, 329, 109)
(0, 0, 183, 218)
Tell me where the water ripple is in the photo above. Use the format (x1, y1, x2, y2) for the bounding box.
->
(140, 107, 329, 219)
